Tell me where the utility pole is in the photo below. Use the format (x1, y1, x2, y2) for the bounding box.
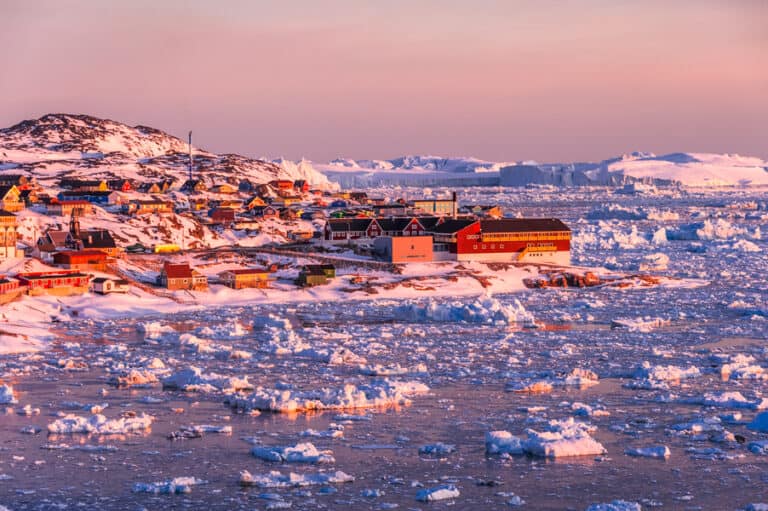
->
(188, 131, 193, 182)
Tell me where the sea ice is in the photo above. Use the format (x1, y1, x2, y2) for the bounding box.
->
(239, 470, 354, 488)
(133, 476, 205, 494)
(47, 413, 155, 434)
(162, 366, 252, 393)
(415, 484, 460, 502)
(226, 379, 429, 413)
(625, 445, 671, 458)
(251, 442, 335, 464)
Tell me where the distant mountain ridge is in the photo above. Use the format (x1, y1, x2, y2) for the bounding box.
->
(0, 113, 331, 187)
(320, 151, 768, 188)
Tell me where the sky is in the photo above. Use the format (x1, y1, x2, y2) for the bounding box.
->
(1, 0, 766, 163)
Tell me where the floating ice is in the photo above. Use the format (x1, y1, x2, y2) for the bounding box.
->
(162, 366, 252, 393)
(133, 476, 205, 494)
(611, 317, 670, 333)
(626, 362, 700, 390)
(418, 443, 456, 456)
(585, 501, 642, 511)
(684, 391, 768, 410)
(239, 470, 354, 488)
(251, 442, 335, 464)
(226, 379, 429, 413)
(625, 445, 670, 459)
(415, 484, 460, 502)
(0, 385, 17, 404)
(397, 296, 535, 326)
(522, 418, 607, 458)
(254, 315, 311, 354)
(748, 412, 768, 432)
(138, 322, 175, 340)
(47, 413, 154, 435)
(485, 431, 524, 455)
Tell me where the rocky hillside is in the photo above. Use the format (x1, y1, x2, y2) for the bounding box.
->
(0, 113, 330, 187)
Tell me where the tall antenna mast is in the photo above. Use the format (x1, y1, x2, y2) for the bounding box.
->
(188, 131, 193, 182)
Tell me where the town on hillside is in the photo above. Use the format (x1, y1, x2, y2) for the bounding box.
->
(0, 173, 571, 302)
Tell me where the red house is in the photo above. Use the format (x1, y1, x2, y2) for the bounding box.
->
(53, 250, 108, 271)
(432, 218, 571, 264)
(16, 270, 91, 295)
(209, 207, 235, 225)
(269, 180, 294, 191)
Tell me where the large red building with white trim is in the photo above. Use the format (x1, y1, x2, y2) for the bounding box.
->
(432, 218, 571, 265)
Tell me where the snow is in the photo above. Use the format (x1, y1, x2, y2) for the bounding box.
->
(683, 392, 768, 410)
(47, 413, 155, 434)
(238, 470, 354, 488)
(415, 484, 460, 502)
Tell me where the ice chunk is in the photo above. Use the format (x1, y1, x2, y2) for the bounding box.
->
(47, 413, 154, 435)
(239, 470, 354, 488)
(625, 446, 670, 459)
(585, 501, 642, 511)
(162, 366, 252, 393)
(418, 443, 456, 456)
(415, 484, 460, 502)
(133, 476, 205, 494)
(0, 385, 17, 404)
(684, 391, 768, 410)
(485, 431, 524, 455)
(522, 418, 606, 458)
(226, 379, 429, 413)
(397, 296, 535, 326)
(748, 411, 768, 432)
(251, 443, 335, 464)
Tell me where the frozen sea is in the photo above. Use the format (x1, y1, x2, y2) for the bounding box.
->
(1, 186, 768, 510)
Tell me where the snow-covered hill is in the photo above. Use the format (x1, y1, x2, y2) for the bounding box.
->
(0, 113, 331, 187)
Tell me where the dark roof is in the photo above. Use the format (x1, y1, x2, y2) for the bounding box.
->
(377, 217, 415, 232)
(79, 229, 117, 249)
(326, 218, 373, 232)
(480, 218, 570, 233)
(416, 216, 442, 229)
(0, 210, 15, 217)
(59, 190, 114, 197)
(431, 218, 478, 234)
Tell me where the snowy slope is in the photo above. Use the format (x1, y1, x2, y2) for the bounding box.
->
(0, 113, 331, 187)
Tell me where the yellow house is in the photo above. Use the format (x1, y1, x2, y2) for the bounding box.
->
(0, 186, 24, 212)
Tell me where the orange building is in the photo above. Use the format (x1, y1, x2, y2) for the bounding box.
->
(373, 235, 434, 263)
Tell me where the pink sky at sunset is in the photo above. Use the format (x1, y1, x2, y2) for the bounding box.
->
(1, 0, 766, 162)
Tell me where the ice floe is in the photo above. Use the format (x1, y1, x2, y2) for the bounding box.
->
(162, 366, 252, 393)
(239, 470, 354, 488)
(625, 445, 671, 458)
(47, 412, 155, 434)
(415, 484, 460, 502)
(133, 476, 205, 494)
(251, 442, 335, 464)
(226, 379, 429, 413)
(397, 295, 535, 326)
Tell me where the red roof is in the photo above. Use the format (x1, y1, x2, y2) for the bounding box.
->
(163, 262, 192, 279)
